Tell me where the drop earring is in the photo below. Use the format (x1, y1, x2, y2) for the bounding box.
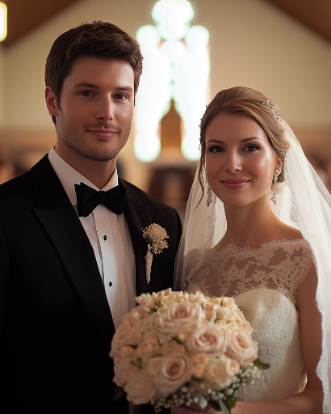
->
(271, 169, 280, 205)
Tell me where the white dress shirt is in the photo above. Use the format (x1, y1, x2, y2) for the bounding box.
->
(48, 148, 136, 328)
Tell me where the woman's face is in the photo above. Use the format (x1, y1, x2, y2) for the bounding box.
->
(205, 113, 276, 208)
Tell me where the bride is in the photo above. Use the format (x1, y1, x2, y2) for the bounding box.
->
(173, 87, 331, 414)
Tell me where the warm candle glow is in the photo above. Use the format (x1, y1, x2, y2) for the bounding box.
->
(0, 2, 7, 42)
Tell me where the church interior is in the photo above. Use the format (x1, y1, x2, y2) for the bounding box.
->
(0, 0, 331, 219)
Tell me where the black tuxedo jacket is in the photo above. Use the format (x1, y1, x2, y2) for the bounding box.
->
(0, 155, 182, 413)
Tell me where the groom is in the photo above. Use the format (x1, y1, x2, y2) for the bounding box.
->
(0, 22, 181, 413)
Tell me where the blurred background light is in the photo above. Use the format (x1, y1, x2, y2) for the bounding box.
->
(0, 2, 7, 42)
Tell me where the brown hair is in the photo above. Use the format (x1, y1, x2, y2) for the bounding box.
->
(45, 21, 143, 125)
(199, 86, 289, 193)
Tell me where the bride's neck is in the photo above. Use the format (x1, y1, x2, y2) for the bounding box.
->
(219, 194, 281, 248)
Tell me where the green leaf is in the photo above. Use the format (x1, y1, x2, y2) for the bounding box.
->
(209, 400, 222, 411)
(253, 358, 270, 370)
(219, 399, 232, 414)
(113, 386, 123, 393)
(225, 396, 236, 409)
(112, 387, 126, 402)
(209, 399, 232, 414)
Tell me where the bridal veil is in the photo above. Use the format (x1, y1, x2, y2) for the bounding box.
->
(175, 119, 331, 413)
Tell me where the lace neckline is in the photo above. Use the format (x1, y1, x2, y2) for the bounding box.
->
(214, 238, 307, 254)
(188, 237, 313, 308)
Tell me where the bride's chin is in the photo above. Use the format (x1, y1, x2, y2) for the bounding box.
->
(223, 201, 252, 209)
(216, 194, 253, 209)
(219, 189, 272, 210)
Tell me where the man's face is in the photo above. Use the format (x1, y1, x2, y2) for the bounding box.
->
(46, 56, 135, 165)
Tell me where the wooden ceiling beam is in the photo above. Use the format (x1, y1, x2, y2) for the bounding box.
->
(1, 0, 331, 47)
(2, 0, 80, 47)
(265, 0, 331, 43)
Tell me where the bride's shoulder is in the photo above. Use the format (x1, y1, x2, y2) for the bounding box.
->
(277, 225, 313, 250)
(278, 224, 303, 241)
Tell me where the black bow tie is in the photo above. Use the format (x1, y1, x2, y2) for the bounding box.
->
(74, 182, 126, 217)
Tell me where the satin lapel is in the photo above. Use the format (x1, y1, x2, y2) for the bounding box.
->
(30, 156, 114, 347)
(121, 180, 161, 296)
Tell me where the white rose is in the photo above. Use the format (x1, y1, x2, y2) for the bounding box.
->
(205, 356, 239, 390)
(110, 311, 141, 356)
(148, 353, 193, 396)
(124, 373, 156, 405)
(113, 357, 127, 387)
(155, 301, 203, 337)
(225, 330, 258, 366)
(186, 323, 227, 356)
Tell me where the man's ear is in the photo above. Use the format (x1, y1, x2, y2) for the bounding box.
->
(45, 87, 58, 117)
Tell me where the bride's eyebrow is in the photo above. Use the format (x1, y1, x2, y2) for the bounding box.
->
(207, 137, 261, 144)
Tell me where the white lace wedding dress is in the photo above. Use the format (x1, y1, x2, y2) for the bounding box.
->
(186, 239, 313, 402)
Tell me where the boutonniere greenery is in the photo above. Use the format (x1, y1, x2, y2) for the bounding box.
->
(142, 224, 169, 284)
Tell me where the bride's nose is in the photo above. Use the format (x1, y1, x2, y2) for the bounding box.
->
(225, 151, 242, 172)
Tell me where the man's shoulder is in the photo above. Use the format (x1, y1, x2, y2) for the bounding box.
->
(0, 155, 61, 211)
(0, 154, 49, 191)
(0, 171, 31, 195)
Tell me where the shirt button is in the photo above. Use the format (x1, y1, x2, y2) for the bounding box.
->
(103, 235, 107, 241)
(109, 281, 112, 287)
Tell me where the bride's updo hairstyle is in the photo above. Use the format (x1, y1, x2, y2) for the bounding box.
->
(199, 86, 289, 193)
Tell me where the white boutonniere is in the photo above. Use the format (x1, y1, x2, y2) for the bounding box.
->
(142, 224, 169, 284)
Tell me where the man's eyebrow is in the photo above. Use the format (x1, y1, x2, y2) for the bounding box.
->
(207, 137, 262, 144)
(73, 81, 133, 91)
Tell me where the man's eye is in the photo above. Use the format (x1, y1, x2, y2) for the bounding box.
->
(80, 91, 92, 97)
(208, 146, 224, 153)
(115, 94, 126, 100)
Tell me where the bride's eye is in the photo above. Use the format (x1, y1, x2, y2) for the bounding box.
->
(243, 145, 259, 152)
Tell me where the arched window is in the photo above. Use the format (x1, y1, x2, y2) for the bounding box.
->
(135, 0, 210, 161)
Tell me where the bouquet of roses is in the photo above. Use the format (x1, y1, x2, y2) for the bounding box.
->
(110, 288, 268, 413)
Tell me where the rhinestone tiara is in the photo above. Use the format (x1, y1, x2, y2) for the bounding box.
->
(262, 100, 282, 124)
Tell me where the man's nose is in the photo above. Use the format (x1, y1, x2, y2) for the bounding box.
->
(96, 96, 114, 121)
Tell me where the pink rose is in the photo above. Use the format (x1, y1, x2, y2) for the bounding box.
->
(155, 301, 203, 337)
(225, 330, 258, 366)
(186, 323, 227, 356)
(148, 353, 193, 396)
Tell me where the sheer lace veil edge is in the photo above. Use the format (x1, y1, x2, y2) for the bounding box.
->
(174, 120, 331, 413)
